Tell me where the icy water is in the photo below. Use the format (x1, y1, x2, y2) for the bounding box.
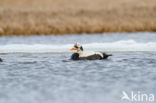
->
(0, 32, 156, 103)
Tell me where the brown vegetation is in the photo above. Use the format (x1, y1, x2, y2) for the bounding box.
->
(0, 0, 156, 36)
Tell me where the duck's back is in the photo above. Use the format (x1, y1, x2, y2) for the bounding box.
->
(79, 51, 103, 57)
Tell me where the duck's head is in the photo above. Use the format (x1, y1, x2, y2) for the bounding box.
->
(70, 43, 83, 52)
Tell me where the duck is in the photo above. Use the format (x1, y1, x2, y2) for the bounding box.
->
(70, 43, 112, 60)
(0, 58, 2, 62)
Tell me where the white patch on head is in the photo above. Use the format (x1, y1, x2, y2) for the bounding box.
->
(74, 43, 81, 48)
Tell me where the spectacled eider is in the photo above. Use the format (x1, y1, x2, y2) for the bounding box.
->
(70, 43, 112, 60)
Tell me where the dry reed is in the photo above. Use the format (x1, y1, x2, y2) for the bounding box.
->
(0, 0, 156, 36)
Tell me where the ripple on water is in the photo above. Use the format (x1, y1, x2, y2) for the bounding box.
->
(0, 32, 156, 103)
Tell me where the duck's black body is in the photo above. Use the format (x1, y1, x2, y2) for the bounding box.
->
(71, 53, 112, 60)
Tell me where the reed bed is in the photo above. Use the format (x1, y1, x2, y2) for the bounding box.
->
(0, 0, 156, 36)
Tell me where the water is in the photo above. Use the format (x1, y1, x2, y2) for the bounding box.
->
(0, 32, 156, 103)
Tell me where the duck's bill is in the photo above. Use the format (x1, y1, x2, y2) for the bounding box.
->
(70, 48, 77, 50)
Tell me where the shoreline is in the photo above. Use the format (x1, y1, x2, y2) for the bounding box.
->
(0, 24, 156, 36)
(0, 30, 156, 37)
(0, 0, 156, 36)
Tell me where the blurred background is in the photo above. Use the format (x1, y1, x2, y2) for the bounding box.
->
(0, 0, 156, 36)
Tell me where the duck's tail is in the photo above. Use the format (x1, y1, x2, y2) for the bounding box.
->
(102, 53, 112, 59)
